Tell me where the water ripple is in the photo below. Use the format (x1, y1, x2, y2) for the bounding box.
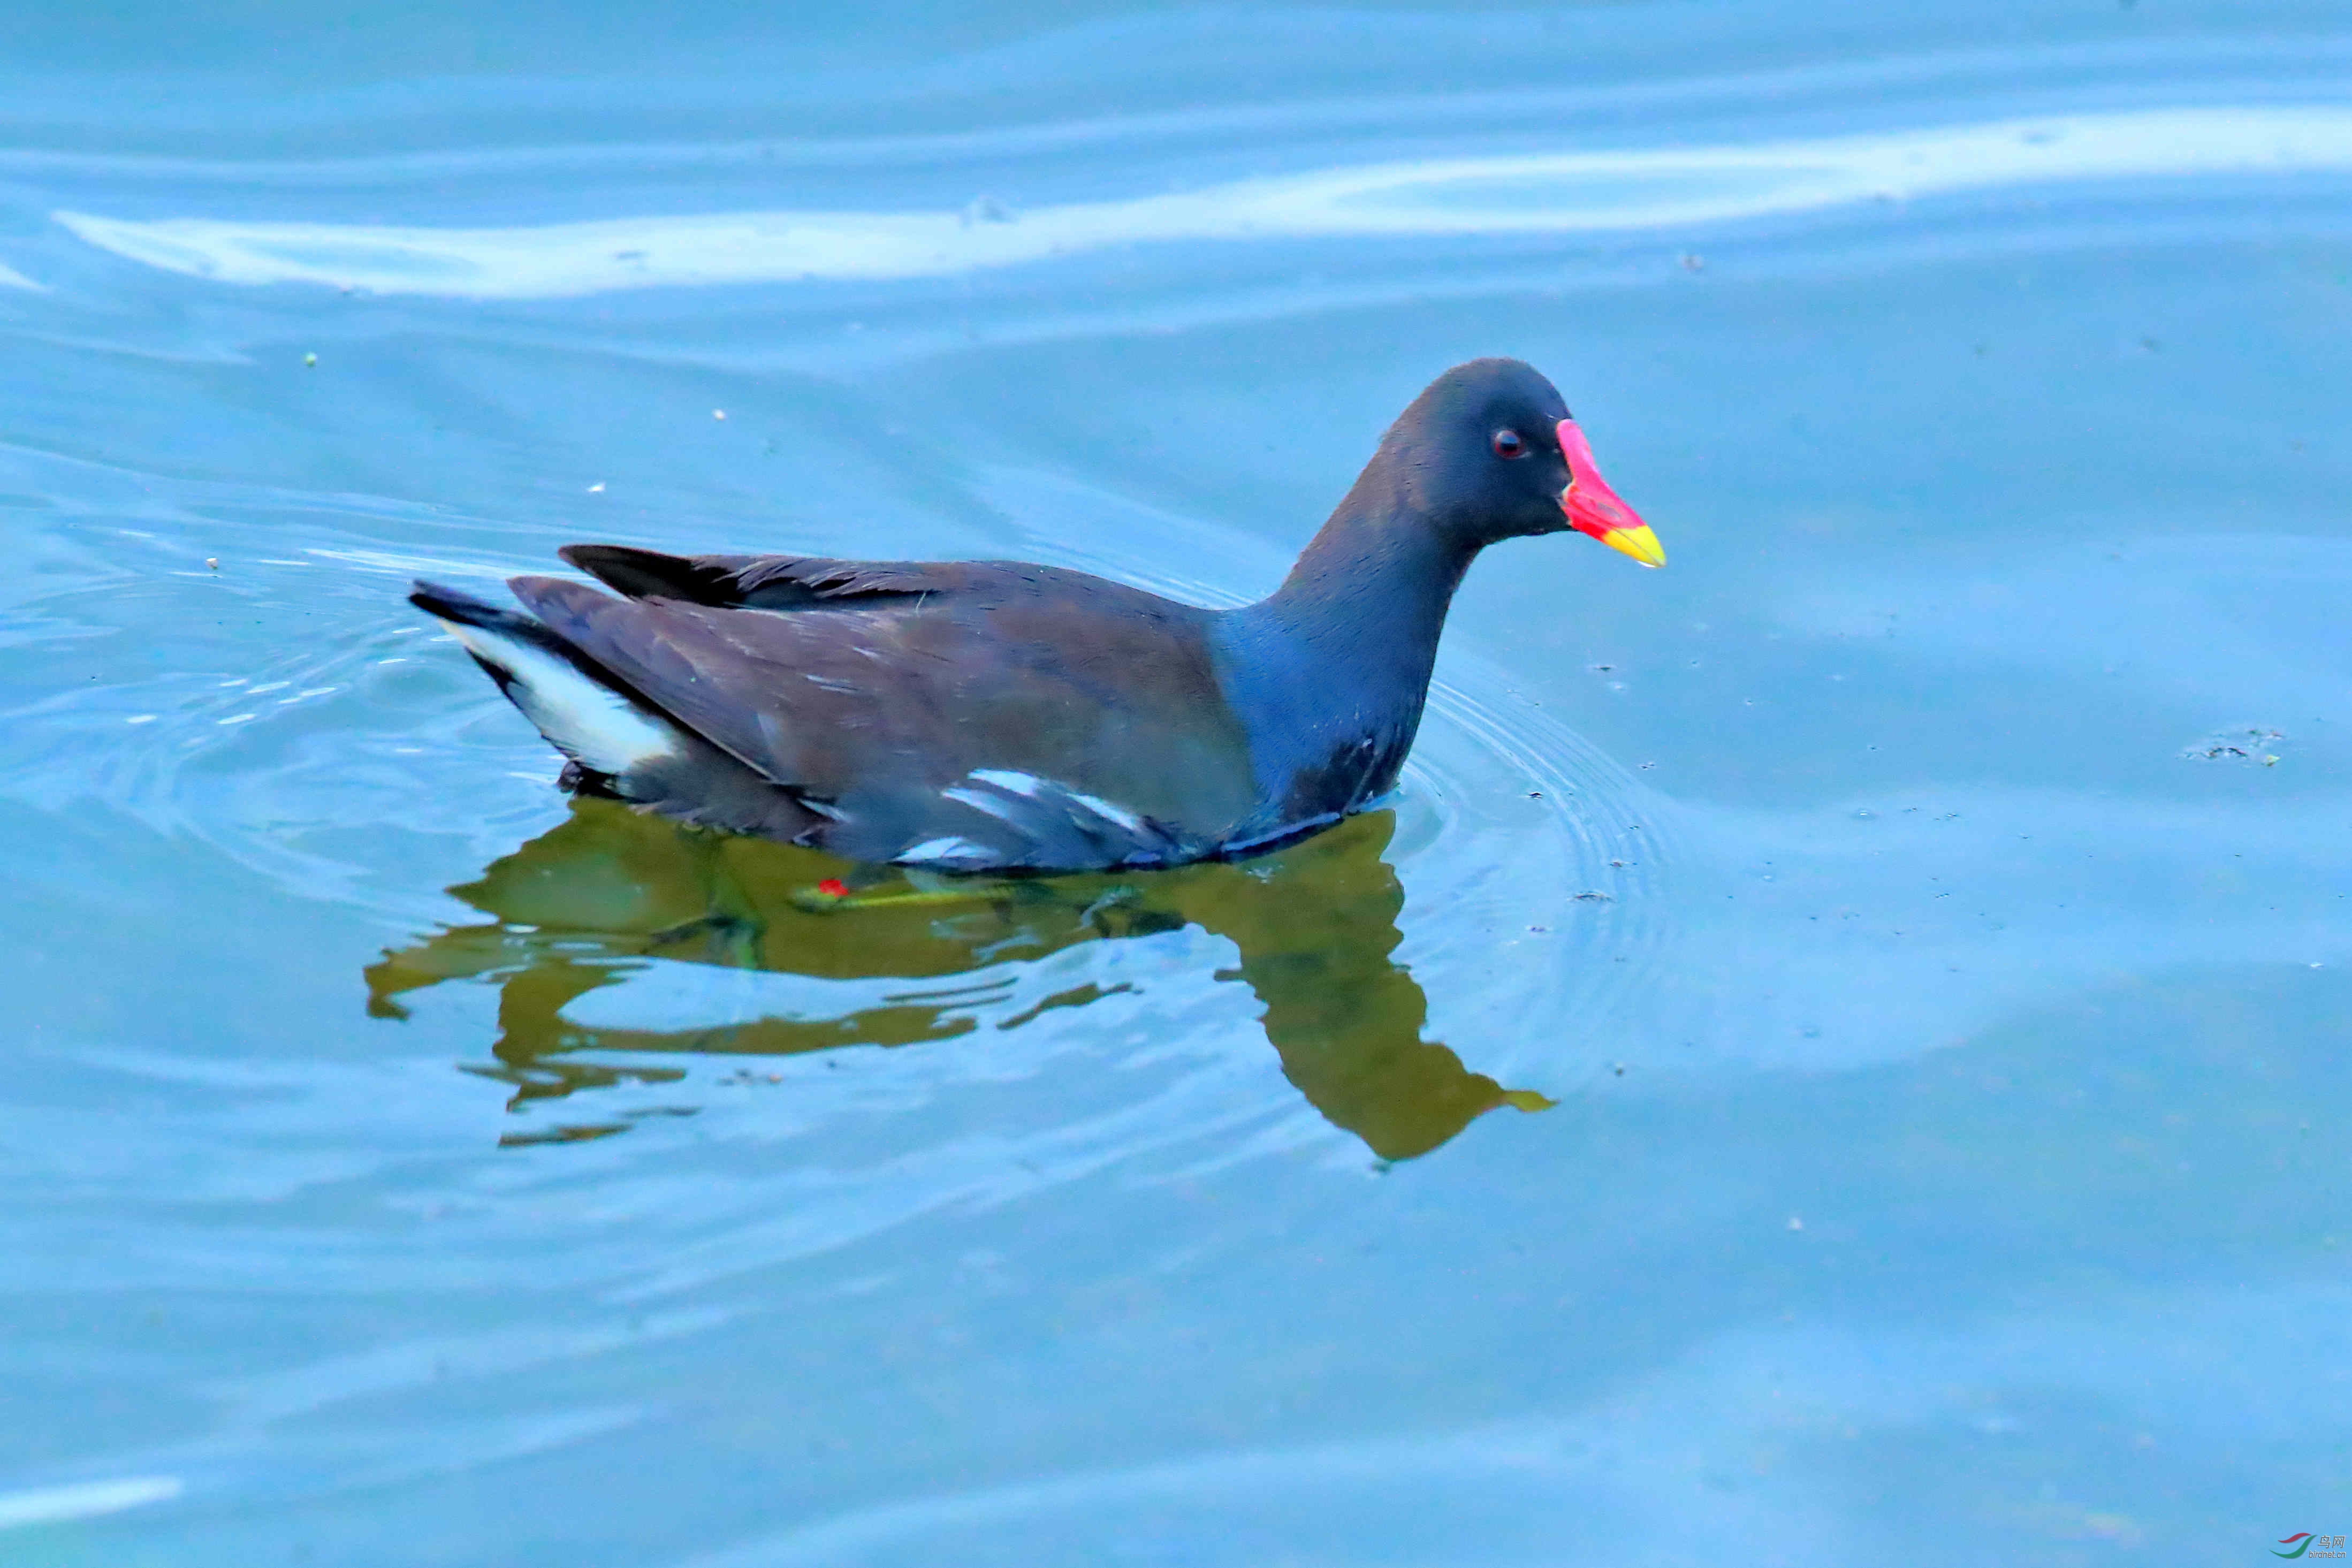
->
(47, 105, 2352, 298)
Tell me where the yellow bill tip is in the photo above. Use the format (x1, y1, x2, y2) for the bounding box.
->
(1599, 523, 1666, 568)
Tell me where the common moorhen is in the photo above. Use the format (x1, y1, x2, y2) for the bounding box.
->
(412, 357, 1662, 872)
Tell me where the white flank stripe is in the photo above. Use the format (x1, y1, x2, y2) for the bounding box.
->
(967, 768, 1047, 798)
(941, 785, 1023, 825)
(1067, 788, 1147, 833)
(961, 768, 1147, 833)
(898, 835, 994, 867)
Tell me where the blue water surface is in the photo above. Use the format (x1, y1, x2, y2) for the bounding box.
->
(3, 2, 2350, 1563)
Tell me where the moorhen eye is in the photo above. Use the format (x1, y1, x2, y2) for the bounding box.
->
(1491, 429, 1526, 459)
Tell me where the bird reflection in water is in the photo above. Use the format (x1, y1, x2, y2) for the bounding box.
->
(367, 799, 1552, 1160)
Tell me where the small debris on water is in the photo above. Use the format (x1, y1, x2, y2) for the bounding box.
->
(1572, 890, 1613, 902)
(1787, 1215, 1805, 1232)
(1680, 252, 1706, 271)
(712, 408, 727, 421)
(2186, 726, 2286, 763)
(302, 352, 316, 367)
(204, 558, 218, 570)
(587, 482, 606, 493)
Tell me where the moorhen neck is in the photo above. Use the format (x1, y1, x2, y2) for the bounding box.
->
(410, 356, 1663, 873)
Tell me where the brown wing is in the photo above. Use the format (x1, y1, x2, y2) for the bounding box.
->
(508, 567, 1262, 869)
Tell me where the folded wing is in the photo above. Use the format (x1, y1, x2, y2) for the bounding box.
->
(505, 551, 1261, 869)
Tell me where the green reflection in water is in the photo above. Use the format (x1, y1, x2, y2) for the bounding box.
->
(367, 799, 1552, 1160)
